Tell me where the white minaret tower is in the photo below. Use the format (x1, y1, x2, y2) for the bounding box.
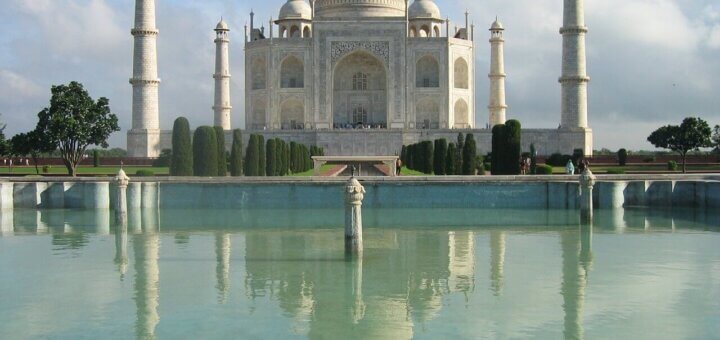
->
(559, 0, 589, 129)
(488, 18, 507, 128)
(213, 19, 232, 130)
(128, 0, 161, 157)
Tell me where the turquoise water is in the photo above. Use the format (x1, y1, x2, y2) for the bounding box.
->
(0, 208, 719, 339)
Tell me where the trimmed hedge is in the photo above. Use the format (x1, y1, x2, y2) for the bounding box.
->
(433, 138, 447, 175)
(258, 135, 266, 176)
(266, 139, 277, 176)
(214, 126, 227, 176)
(244, 134, 260, 176)
(171, 117, 193, 176)
(491, 120, 521, 175)
(229, 129, 243, 176)
(456, 133, 465, 174)
(462, 134, 477, 175)
(446, 143, 457, 175)
(192, 126, 218, 176)
(536, 164, 553, 174)
(135, 169, 155, 177)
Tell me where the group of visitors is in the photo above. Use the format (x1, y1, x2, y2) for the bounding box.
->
(3, 158, 30, 167)
(333, 123, 386, 130)
(565, 158, 590, 175)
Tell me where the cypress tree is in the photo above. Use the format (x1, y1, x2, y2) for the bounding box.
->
(422, 141, 434, 174)
(229, 129, 243, 176)
(400, 145, 407, 166)
(214, 126, 227, 176)
(258, 135, 266, 176)
(446, 143, 457, 175)
(491, 124, 505, 175)
(275, 139, 283, 176)
(282, 141, 290, 175)
(433, 138, 447, 175)
(289, 142, 297, 173)
(407, 144, 414, 170)
(266, 139, 276, 176)
(244, 134, 259, 176)
(462, 134, 477, 175)
(506, 119, 522, 175)
(456, 133, 465, 174)
(192, 126, 218, 176)
(170, 117, 193, 176)
(529, 143, 537, 174)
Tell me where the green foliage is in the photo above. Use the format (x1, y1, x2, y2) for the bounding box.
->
(229, 129, 243, 176)
(93, 150, 100, 167)
(446, 143, 457, 175)
(244, 134, 260, 176)
(536, 164, 553, 174)
(606, 169, 625, 174)
(475, 155, 486, 175)
(505, 120, 522, 175)
(667, 160, 678, 171)
(462, 134, 477, 175)
(258, 135, 266, 176)
(400, 145, 407, 167)
(214, 126, 227, 176)
(433, 139, 448, 175)
(546, 153, 572, 167)
(87, 148, 127, 157)
(572, 148, 584, 166)
(265, 139, 277, 176)
(10, 130, 55, 174)
(42, 165, 51, 174)
(33, 81, 120, 176)
(192, 126, 218, 176)
(648, 117, 712, 173)
(153, 149, 172, 167)
(712, 125, 719, 153)
(491, 124, 504, 174)
(170, 117, 193, 176)
(456, 133, 465, 174)
(422, 141, 434, 174)
(135, 169, 155, 177)
(617, 148, 628, 166)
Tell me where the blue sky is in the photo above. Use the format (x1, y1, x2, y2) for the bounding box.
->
(0, 0, 718, 151)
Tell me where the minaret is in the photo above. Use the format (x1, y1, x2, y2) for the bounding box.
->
(559, 0, 589, 129)
(213, 19, 232, 130)
(488, 18, 507, 127)
(129, 0, 161, 157)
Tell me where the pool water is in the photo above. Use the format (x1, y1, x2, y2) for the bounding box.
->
(0, 208, 718, 339)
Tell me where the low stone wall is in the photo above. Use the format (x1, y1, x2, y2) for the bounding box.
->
(0, 175, 717, 210)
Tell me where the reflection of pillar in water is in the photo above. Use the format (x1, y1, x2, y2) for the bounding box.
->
(490, 231, 505, 295)
(448, 231, 476, 293)
(0, 210, 13, 236)
(129, 208, 143, 234)
(134, 230, 160, 339)
(142, 208, 159, 233)
(560, 224, 593, 340)
(215, 233, 231, 303)
(115, 222, 129, 277)
(350, 255, 365, 324)
(94, 209, 111, 235)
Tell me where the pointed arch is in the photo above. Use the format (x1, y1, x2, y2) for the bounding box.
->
(454, 58, 469, 89)
(280, 98, 304, 130)
(290, 25, 300, 38)
(416, 55, 439, 88)
(303, 26, 311, 38)
(433, 26, 440, 37)
(416, 98, 439, 129)
(251, 57, 267, 90)
(280, 55, 304, 88)
(251, 97, 267, 130)
(454, 99, 469, 128)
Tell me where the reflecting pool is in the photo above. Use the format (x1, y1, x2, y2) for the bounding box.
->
(0, 208, 719, 339)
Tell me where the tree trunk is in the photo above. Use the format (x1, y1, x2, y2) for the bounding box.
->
(681, 152, 687, 174)
(63, 159, 77, 177)
(32, 155, 40, 175)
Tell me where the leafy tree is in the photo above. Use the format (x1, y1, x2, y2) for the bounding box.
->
(617, 148, 628, 166)
(433, 138, 447, 175)
(0, 118, 8, 158)
(505, 120, 522, 175)
(491, 124, 504, 174)
(214, 126, 227, 176)
(712, 125, 720, 153)
(93, 150, 100, 167)
(462, 134, 477, 175)
(33, 81, 119, 176)
(170, 117, 193, 176)
(229, 129, 243, 176)
(10, 130, 55, 174)
(153, 149, 172, 167)
(446, 143, 457, 175)
(258, 135, 266, 176)
(647, 117, 712, 173)
(192, 126, 218, 176)
(456, 133, 465, 174)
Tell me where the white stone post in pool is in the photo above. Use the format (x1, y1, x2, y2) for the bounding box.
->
(115, 168, 130, 224)
(344, 177, 365, 255)
(579, 168, 595, 222)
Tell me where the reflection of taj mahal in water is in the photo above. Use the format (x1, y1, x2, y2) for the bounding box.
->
(128, 0, 593, 157)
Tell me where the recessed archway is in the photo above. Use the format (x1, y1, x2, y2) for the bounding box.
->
(280, 98, 304, 130)
(454, 99, 469, 128)
(454, 58, 469, 89)
(332, 51, 387, 128)
(416, 55, 439, 88)
(280, 56, 304, 88)
(416, 98, 439, 129)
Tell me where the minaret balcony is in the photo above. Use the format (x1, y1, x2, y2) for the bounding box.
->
(131, 28, 159, 36)
(129, 78, 161, 85)
(559, 26, 588, 34)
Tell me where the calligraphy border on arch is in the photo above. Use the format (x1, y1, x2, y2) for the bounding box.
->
(330, 41, 390, 65)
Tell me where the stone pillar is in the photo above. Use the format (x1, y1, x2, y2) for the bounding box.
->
(579, 168, 595, 222)
(488, 19, 507, 127)
(115, 169, 130, 224)
(560, 0, 589, 129)
(344, 177, 365, 255)
(213, 20, 232, 130)
(128, 0, 161, 157)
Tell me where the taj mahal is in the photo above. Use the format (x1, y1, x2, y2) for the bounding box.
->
(127, 0, 592, 158)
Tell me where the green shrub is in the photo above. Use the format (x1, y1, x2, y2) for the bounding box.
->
(475, 155, 486, 175)
(546, 153, 572, 167)
(422, 141, 434, 174)
(529, 143, 537, 174)
(491, 124, 504, 174)
(456, 133, 465, 173)
(643, 156, 656, 163)
(667, 160, 678, 171)
(400, 145, 407, 167)
(42, 165, 51, 174)
(214, 126, 227, 176)
(266, 139, 277, 176)
(244, 135, 259, 176)
(607, 169, 625, 174)
(617, 148, 628, 166)
(505, 120, 522, 175)
(170, 117, 193, 176)
(462, 134, 477, 175)
(192, 126, 218, 176)
(135, 169, 155, 177)
(433, 138, 448, 175)
(229, 129, 243, 176)
(93, 150, 100, 167)
(446, 143, 457, 175)
(536, 164, 553, 174)
(258, 135, 266, 176)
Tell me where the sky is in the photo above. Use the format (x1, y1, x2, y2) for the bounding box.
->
(0, 0, 718, 151)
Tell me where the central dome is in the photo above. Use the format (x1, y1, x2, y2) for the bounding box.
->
(315, 0, 406, 18)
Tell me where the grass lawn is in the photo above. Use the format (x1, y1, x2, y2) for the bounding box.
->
(0, 166, 169, 176)
(291, 164, 336, 177)
(399, 167, 426, 176)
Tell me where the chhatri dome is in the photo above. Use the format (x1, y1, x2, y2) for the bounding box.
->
(279, 0, 312, 20)
(215, 18, 229, 31)
(490, 17, 504, 30)
(408, 0, 441, 20)
(315, 0, 406, 18)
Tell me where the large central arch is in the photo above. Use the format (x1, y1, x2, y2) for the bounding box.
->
(332, 50, 387, 128)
